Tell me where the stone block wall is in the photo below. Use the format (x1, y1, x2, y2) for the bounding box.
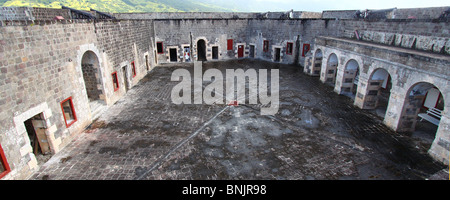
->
(1, 6, 450, 179)
(94, 20, 153, 104)
(343, 19, 448, 38)
(0, 19, 154, 179)
(322, 10, 359, 19)
(31, 7, 72, 20)
(322, 7, 450, 20)
(246, 19, 303, 63)
(390, 7, 450, 19)
(358, 30, 450, 55)
(0, 21, 98, 179)
(0, 7, 34, 21)
(0, 7, 73, 22)
(152, 18, 343, 65)
(114, 12, 258, 20)
(154, 19, 250, 63)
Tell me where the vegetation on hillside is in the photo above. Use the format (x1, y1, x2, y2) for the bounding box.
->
(0, 0, 238, 13)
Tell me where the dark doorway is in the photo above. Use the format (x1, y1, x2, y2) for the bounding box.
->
(197, 40, 207, 61)
(170, 48, 178, 62)
(156, 42, 164, 54)
(212, 46, 219, 60)
(24, 113, 51, 158)
(274, 48, 281, 62)
(238, 45, 244, 58)
(122, 66, 129, 92)
(145, 55, 150, 70)
(249, 45, 255, 58)
(294, 35, 300, 64)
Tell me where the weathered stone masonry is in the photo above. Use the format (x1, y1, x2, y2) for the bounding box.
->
(0, 6, 449, 179)
(0, 18, 154, 179)
(310, 36, 449, 164)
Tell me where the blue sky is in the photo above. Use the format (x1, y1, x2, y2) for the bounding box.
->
(243, 0, 450, 12)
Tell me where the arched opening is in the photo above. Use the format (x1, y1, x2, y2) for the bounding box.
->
(400, 82, 444, 149)
(341, 59, 359, 98)
(325, 53, 338, 85)
(81, 51, 102, 101)
(367, 68, 392, 118)
(312, 49, 323, 76)
(197, 39, 207, 61)
(81, 51, 106, 113)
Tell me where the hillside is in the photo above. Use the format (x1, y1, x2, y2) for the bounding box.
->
(0, 0, 239, 13)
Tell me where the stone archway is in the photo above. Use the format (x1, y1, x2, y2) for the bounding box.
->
(339, 59, 360, 98)
(324, 53, 338, 85)
(364, 68, 393, 117)
(312, 49, 323, 76)
(79, 49, 106, 117)
(397, 82, 447, 162)
(81, 51, 103, 102)
(398, 82, 444, 133)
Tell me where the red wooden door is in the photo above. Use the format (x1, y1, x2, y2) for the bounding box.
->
(238, 45, 244, 58)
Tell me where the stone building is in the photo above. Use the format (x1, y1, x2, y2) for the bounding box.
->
(0, 6, 448, 179)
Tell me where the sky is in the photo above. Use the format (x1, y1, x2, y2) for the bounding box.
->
(243, 0, 450, 12)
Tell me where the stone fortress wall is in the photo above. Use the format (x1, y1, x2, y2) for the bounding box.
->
(0, 6, 448, 179)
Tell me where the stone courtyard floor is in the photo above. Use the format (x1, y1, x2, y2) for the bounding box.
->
(29, 59, 447, 180)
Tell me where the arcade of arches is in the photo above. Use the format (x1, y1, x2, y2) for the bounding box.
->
(309, 36, 449, 165)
